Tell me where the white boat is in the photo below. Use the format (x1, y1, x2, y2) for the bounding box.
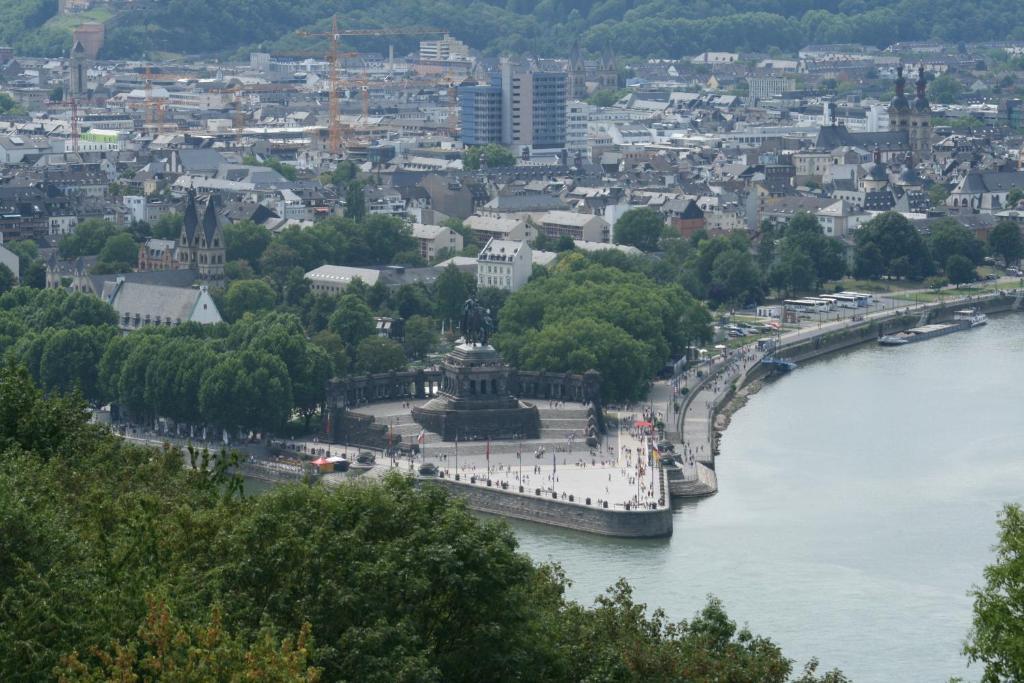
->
(953, 308, 988, 328)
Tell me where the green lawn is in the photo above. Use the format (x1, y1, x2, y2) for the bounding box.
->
(44, 8, 113, 32)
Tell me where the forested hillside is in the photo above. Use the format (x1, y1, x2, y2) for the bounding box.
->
(5, 0, 1024, 58)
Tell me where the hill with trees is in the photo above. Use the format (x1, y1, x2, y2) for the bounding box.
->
(7, 0, 1024, 58)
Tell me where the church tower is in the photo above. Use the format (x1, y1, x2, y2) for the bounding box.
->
(566, 39, 587, 100)
(196, 195, 225, 284)
(66, 40, 88, 101)
(887, 64, 911, 142)
(179, 189, 199, 268)
(910, 65, 932, 161)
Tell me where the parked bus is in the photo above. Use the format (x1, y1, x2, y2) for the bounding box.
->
(821, 293, 860, 309)
(783, 298, 831, 314)
(838, 291, 873, 307)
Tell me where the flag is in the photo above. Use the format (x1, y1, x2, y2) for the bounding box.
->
(417, 429, 425, 446)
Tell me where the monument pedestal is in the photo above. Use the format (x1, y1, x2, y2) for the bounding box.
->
(412, 343, 539, 441)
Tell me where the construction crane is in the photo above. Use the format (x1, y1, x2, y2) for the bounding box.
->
(299, 17, 445, 154)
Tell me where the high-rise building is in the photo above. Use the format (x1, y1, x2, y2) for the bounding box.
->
(459, 78, 503, 146)
(500, 59, 566, 151)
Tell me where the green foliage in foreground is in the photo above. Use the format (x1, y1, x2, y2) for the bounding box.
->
(0, 364, 847, 682)
(965, 504, 1024, 682)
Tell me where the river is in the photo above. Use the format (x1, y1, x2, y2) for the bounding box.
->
(508, 312, 1024, 682)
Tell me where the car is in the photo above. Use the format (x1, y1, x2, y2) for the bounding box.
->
(986, 273, 999, 281)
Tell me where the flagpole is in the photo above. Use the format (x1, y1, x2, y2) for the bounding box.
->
(486, 436, 490, 481)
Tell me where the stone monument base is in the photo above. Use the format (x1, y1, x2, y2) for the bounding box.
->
(411, 342, 540, 441)
(412, 401, 540, 441)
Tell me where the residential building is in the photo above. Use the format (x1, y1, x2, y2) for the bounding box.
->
(138, 238, 186, 272)
(464, 214, 530, 243)
(412, 223, 464, 262)
(535, 210, 610, 243)
(476, 238, 532, 291)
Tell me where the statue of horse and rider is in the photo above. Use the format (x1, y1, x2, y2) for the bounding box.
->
(460, 297, 494, 345)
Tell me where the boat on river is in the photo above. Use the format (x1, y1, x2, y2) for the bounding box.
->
(878, 322, 967, 346)
(953, 308, 987, 327)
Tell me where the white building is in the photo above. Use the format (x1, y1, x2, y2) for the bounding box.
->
(746, 76, 796, 101)
(0, 234, 18, 281)
(464, 214, 530, 243)
(477, 238, 532, 292)
(305, 264, 381, 296)
(411, 223, 464, 261)
(419, 34, 470, 61)
(536, 210, 610, 243)
(566, 100, 591, 156)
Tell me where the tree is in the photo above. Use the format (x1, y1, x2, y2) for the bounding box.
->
(353, 336, 407, 374)
(58, 219, 120, 258)
(1007, 188, 1024, 208)
(311, 329, 349, 376)
(0, 264, 14, 294)
(435, 263, 475, 328)
(989, 220, 1024, 266)
(328, 294, 375, 350)
(199, 349, 293, 433)
(965, 504, 1024, 682)
(0, 92, 23, 115)
(929, 218, 984, 269)
(152, 212, 184, 239)
(613, 207, 665, 252)
(853, 212, 933, 280)
(709, 248, 763, 306)
(345, 181, 366, 221)
(403, 315, 438, 359)
(330, 160, 358, 185)
(945, 254, 976, 287)
(928, 73, 962, 104)
(223, 279, 277, 322)
(94, 232, 138, 273)
(224, 220, 272, 264)
(587, 88, 627, 106)
(463, 144, 516, 171)
(928, 183, 950, 207)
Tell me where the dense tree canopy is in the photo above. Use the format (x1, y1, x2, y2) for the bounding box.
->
(853, 212, 934, 280)
(463, 144, 516, 171)
(0, 365, 847, 682)
(989, 220, 1024, 266)
(494, 253, 711, 401)
(5, 0, 1020, 61)
(613, 207, 666, 252)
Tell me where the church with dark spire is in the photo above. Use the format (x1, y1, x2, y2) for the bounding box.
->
(887, 64, 932, 161)
(178, 189, 225, 285)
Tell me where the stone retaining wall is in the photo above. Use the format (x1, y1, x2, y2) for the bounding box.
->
(422, 477, 673, 538)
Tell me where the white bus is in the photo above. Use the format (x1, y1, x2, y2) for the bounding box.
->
(821, 293, 860, 309)
(783, 298, 831, 314)
(838, 291, 873, 307)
